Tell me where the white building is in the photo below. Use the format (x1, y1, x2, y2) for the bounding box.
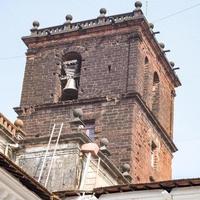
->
(59, 179, 200, 200)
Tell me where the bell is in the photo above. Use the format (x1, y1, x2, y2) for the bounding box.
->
(63, 78, 78, 99)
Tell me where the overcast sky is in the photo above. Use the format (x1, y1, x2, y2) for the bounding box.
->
(0, 0, 200, 179)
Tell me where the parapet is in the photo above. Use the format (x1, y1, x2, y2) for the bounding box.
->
(0, 113, 26, 142)
(26, 3, 143, 38)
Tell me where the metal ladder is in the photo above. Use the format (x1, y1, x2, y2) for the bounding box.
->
(38, 123, 63, 187)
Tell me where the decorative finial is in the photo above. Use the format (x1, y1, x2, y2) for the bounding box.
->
(149, 23, 154, 30)
(14, 118, 24, 129)
(100, 138, 111, 157)
(99, 8, 107, 16)
(73, 108, 83, 119)
(159, 42, 165, 49)
(100, 138, 109, 147)
(170, 61, 175, 67)
(32, 21, 40, 29)
(121, 163, 132, 182)
(135, 1, 142, 9)
(65, 14, 73, 24)
(122, 163, 130, 172)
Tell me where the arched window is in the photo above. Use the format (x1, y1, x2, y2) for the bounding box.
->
(170, 90, 175, 137)
(60, 52, 82, 100)
(152, 72, 160, 116)
(143, 56, 149, 99)
(150, 141, 158, 170)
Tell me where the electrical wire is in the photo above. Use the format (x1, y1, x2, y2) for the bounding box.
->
(153, 2, 200, 23)
(0, 55, 24, 60)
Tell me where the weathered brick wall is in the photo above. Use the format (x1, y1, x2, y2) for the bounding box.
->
(19, 99, 134, 170)
(134, 35, 175, 136)
(21, 50, 58, 106)
(131, 102, 172, 183)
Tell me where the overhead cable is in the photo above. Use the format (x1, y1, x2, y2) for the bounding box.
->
(153, 2, 200, 23)
(0, 55, 24, 60)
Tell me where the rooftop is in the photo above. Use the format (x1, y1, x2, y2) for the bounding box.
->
(54, 177, 200, 198)
(24, 2, 144, 38)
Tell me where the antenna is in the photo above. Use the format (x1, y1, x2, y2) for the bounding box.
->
(145, 1, 148, 16)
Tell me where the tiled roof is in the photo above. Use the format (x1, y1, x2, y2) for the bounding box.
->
(94, 178, 200, 195)
(54, 178, 200, 198)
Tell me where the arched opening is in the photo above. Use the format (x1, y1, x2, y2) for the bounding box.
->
(143, 56, 150, 99)
(170, 90, 175, 137)
(144, 56, 149, 65)
(60, 52, 82, 100)
(152, 72, 160, 116)
(153, 72, 159, 84)
(150, 141, 158, 170)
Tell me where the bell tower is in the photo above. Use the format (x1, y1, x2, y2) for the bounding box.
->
(15, 1, 181, 183)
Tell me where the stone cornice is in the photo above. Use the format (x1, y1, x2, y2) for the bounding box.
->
(14, 92, 177, 153)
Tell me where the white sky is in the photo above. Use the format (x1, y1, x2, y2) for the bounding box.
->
(0, 0, 200, 179)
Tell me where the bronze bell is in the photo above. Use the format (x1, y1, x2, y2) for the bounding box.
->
(63, 78, 78, 99)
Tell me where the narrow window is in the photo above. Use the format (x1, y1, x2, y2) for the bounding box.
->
(84, 121, 95, 141)
(152, 72, 160, 117)
(143, 56, 149, 99)
(170, 90, 175, 137)
(108, 65, 111, 73)
(144, 56, 149, 65)
(150, 141, 158, 170)
(60, 52, 82, 100)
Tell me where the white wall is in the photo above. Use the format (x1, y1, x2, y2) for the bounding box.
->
(171, 186, 200, 200)
(98, 189, 170, 200)
(95, 186, 200, 200)
(81, 156, 119, 191)
(0, 167, 41, 200)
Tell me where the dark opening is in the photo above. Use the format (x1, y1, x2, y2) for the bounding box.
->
(149, 176, 155, 182)
(108, 65, 111, 73)
(152, 72, 160, 116)
(84, 120, 95, 141)
(145, 56, 149, 64)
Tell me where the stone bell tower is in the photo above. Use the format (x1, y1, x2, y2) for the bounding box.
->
(15, 1, 181, 183)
